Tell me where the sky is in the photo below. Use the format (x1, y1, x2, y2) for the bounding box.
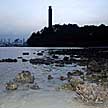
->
(0, 0, 108, 40)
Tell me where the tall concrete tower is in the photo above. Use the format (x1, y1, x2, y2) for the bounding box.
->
(48, 6, 52, 28)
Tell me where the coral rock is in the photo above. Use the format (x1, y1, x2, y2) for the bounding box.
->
(6, 81, 18, 90)
(15, 71, 34, 83)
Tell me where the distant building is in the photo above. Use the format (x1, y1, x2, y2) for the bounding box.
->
(48, 6, 52, 28)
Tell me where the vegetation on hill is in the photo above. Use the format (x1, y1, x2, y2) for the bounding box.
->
(27, 24, 108, 47)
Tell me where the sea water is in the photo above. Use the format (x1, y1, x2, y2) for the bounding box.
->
(0, 47, 107, 108)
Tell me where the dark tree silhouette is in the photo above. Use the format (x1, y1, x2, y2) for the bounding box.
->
(27, 24, 108, 47)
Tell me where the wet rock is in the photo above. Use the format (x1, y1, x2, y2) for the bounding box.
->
(52, 55, 59, 59)
(85, 68, 108, 83)
(60, 83, 74, 90)
(0, 58, 17, 62)
(48, 75, 53, 80)
(72, 70, 83, 76)
(63, 56, 69, 61)
(87, 60, 100, 72)
(61, 78, 84, 91)
(6, 81, 18, 90)
(17, 57, 23, 59)
(67, 72, 73, 78)
(76, 83, 108, 104)
(67, 71, 83, 78)
(30, 58, 50, 65)
(60, 76, 66, 81)
(29, 83, 40, 90)
(69, 78, 84, 91)
(55, 63, 64, 67)
(22, 59, 28, 62)
(22, 52, 29, 55)
(30, 58, 44, 64)
(86, 73, 102, 83)
(15, 71, 34, 83)
(37, 52, 43, 56)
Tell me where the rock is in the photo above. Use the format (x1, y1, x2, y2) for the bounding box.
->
(6, 81, 18, 90)
(37, 52, 43, 56)
(0, 58, 17, 62)
(60, 83, 74, 90)
(22, 52, 29, 55)
(63, 56, 69, 61)
(60, 76, 66, 81)
(29, 83, 40, 90)
(22, 59, 28, 62)
(30, 58, 48, 64)
(55, 63, 64, 67)
(85, 74, 96, 83)
(17, 57, 23, 59)
(52, 55, 59, 59)
(87, 60, 100, 72)
(67, 71, 83, 78)
(72, 70, 83, 76)
(15, 71, 34, 83)
(48, 75, 53, 80)
(61, 78, 84, 91)
(69, 78, 84, 91)
(67, 72, 73, 78)
(76, 83, 108, 104)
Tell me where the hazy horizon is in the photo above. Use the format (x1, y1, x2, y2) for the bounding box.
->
(0, 0, 108, 39)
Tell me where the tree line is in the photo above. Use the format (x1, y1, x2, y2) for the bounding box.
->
(27, 24, 108, 47)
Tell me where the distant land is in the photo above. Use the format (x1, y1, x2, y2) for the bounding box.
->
(27, 24, 108, 47)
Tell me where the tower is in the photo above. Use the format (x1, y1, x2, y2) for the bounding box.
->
(48, 6, 52, 28)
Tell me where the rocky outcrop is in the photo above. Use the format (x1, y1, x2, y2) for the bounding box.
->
(15, 71, 34, 83)
(76, 83, 108, 104)
(5, 71, 38, 91)
(60, 78, 84, 91)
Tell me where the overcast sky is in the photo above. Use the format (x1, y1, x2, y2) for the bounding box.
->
(0, 0, 108, 39)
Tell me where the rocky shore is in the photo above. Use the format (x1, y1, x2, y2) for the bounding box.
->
(3, 48, 108, 105)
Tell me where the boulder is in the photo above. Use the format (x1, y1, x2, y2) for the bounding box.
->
(6, 81, 18, 90)
(15, 71, 34, 83)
